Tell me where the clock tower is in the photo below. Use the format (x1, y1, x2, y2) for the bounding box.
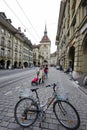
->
(40, 25, 51, 65)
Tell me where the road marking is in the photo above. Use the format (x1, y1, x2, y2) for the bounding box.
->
(15, 86, 21, 90)
(4, 91, 12, 95)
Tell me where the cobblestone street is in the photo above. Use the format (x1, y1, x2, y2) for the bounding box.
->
(0, 67, 87, 130)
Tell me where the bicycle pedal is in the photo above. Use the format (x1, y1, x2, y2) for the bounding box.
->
(69, 119, 74, 125)
(21, 117, 25, 122)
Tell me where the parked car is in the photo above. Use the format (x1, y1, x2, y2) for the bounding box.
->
(56, 65, 60, 70)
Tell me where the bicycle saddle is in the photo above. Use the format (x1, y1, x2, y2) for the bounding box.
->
(31, 88, 39, 92)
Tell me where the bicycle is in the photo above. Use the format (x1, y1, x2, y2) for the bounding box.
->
(14, 83, 80, 130)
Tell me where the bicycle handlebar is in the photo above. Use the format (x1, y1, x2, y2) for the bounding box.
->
(46, 83, 57, 92)
(46, 83, 57, 88)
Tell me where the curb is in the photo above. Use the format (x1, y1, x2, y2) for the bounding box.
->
(74, 80, 87, 95)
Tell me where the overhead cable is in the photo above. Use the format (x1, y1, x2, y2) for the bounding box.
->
(16, 0, 40, 39)
(2, 0, 38, 42)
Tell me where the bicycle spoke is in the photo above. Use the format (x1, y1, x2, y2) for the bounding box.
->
(53, 100, 80, 130)
(14, 98, 38, 127)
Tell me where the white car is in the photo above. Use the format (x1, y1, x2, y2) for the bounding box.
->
(56, 66, 60, 70)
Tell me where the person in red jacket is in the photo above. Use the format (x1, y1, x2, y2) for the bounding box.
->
(44, 65, 48, 78)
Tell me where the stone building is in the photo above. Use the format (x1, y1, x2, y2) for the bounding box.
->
(56, 0, 87, 79)
(33, 44, 45, 67)
(0, 12, 33, 69)
(23, 37, 33, 68)
(40, 25, 51, 65)
(33, 44, 40, 66)
(50, 51, 57, 66)
(33, 25, 51, 66)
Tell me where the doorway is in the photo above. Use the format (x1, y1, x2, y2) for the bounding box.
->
(68, 46, 75, 70)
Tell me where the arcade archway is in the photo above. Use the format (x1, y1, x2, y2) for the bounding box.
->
(68, 46, 75, 71)
(24, 62, 28, 68)
(0, 60, 5, 69)
(14, 61, 17, 68)
(82, 33, 87, 72)
(7, 60, 11, 69)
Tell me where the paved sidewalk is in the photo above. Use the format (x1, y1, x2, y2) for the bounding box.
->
(65, 72, 87, 95)
(0, 68, 87, 130)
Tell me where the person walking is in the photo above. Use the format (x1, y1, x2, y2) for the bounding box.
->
(38, 66, 44, 84)
(69, 65, 73, 80)
(44, 65, 48, 78)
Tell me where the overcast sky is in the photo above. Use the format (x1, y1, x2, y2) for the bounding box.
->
(0, 0, 61, 53)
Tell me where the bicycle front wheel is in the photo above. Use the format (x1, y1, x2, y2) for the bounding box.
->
(14, 97, 38, 127)
(53, 100, 80, 130)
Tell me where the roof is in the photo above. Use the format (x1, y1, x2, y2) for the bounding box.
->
(40, 25, 51, 43)
(50, 51, 57, 57)
(33, 44, 40, 49)
(40, 35, 51, 43)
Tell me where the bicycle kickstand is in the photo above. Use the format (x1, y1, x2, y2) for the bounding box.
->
(39, 111, 46, 128)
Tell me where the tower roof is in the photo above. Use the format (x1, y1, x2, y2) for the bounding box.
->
(40, 25, 51, 43)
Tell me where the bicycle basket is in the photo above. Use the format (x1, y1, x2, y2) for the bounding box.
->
(19, 88, 32, 98)
(56, 82, 69, 100)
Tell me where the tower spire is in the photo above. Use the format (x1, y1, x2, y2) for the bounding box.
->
(40, 24, 50, 43)
(44, 24, 47, 36)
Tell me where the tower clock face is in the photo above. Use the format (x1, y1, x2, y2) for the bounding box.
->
(44, 44, 46, 47)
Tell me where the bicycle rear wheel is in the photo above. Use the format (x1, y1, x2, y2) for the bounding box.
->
(53, 100, 80, 130)
(14, 97, 38, 127)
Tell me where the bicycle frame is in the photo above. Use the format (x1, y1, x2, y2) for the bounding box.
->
(34, 88, 58, 112)
(40, 95, 55, 111)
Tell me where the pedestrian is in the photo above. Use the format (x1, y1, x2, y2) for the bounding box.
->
(37, 70, 39, 77)
(44, 65, 48, 78)
(68, 64, 73, 80)
(38, 66, 44, 84)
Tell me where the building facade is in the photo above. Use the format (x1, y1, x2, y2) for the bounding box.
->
(50, 51, 57, 66)
(33, 44, 44, 67)
(40, 25, 51, 65)
(56, 0, 87, 79)
(23, 38, 33, 68)
(33, 25, 51, 66)
(33, 44, 40, 66)
(0, 12, 33, 69)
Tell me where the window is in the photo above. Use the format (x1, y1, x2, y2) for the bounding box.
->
(7, 40, 12, 48)
(1, 48, 5, 57)
(15, 53, 17, 59)
(84, 5, 87, 16)
(1, 37, 5, 46)
(1, 28, 5, 34)
(7, 32, 11, 38)
(82, 1, 87, 17)
(7, 50, 11, 58)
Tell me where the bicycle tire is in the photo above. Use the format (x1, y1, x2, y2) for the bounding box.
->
(53, 100, 80, 130)
(14, 97, 38, 127)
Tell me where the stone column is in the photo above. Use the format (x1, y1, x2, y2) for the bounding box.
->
(73, 34, 83, 79)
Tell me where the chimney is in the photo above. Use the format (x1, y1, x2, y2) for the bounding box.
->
(0, 12, 7, 19)
(18, 27, 21, 32)
(6, 19, 12, 24)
